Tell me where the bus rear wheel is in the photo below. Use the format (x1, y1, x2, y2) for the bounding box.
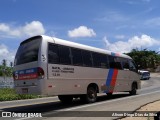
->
(81, 87, 97, 103)
(58, 95, 73, 103)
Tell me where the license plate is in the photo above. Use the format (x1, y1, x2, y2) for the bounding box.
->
(22, 88, 28, 94)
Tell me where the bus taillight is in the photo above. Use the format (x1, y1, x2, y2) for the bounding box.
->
(37, 67, 44, 79)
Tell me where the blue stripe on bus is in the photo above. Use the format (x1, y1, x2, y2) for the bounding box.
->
(111, 52, 116, 56)
(106, 69, 114, 87)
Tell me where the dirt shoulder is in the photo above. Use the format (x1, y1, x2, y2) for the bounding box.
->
(121, 100, 160, 120)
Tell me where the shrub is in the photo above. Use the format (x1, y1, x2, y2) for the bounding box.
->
(0, 88, 40, 101)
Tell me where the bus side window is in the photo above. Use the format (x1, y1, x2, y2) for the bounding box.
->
(59, 45, 71, 65)
(108, 56, 115, 68)
(82, 50, 92, 67)
(122, 59, 129, 70)
(71, 48, 83, 66)
(48, 43, 59, 64)
(108, 56, 122, 69)
(114, 57, 122, 69)
(129, 60, 137, 72)
(92, 53, 108, 68)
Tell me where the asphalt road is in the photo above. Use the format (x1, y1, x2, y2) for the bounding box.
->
(0, 73, 160, 120)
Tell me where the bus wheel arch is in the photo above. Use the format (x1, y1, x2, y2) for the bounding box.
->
(87, 83, 99, 93)
(129, 82, 137, 95)
(80, 83, 99, 103)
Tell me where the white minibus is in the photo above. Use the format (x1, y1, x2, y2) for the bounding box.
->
(13, 35, 140, 103)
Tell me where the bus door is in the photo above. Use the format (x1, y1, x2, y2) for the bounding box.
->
(128, 60, 140, 87)
(121, 59, 131, 91)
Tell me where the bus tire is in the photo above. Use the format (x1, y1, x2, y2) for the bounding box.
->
(129, 83, 137, 95)
(58, 95, 73, 103)
(81, 87, 97, 103)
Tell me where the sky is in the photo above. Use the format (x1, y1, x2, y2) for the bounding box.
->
(1, 0, 160, 65)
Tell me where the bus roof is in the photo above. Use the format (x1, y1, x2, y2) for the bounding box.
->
(25, 35, 132, 59)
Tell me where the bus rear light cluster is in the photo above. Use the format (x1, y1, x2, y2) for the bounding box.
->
(37, 67, 45, 79)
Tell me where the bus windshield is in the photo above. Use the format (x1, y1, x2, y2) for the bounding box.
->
(15, 37, 41, 65)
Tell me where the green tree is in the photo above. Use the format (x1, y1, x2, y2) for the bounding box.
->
(126, 49, 160, 69)
(10, 62, 13, 68)
(0, 60, 13, 77)
(2, 59, 7, 67)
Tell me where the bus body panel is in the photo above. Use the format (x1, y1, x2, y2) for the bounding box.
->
(47, 64, 109, 95)
(13, 35, 140, 97)
(37, 36, 53, 95)
(46, 64, 138, 96)
(14, 62, 44, 94)
(14, 35, 55, 95)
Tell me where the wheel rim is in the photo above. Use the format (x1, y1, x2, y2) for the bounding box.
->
(87, 88, 97, 102)
(88, 90, 95, 99)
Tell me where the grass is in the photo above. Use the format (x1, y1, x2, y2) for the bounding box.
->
(0, 88, 41, 101)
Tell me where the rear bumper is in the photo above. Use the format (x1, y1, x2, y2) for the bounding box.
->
(15, 86, 42, 95)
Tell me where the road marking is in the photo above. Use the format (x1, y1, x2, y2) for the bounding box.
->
(60, 90, 160, 111)
(0, 96, 58, 109)
(10, 90, 160, 120)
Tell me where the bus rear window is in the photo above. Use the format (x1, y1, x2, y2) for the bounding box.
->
(15, 37, 41, 65)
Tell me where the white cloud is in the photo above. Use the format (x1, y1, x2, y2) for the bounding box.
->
(68, 26, 96, 38)
(23, 21, 45, 36)
(0, 21, 45, 38)
(0, 44, 9, 55)
(0, 44, 16, 65)
(104, 34, 160, 53)
(0, 24, 10, 32)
